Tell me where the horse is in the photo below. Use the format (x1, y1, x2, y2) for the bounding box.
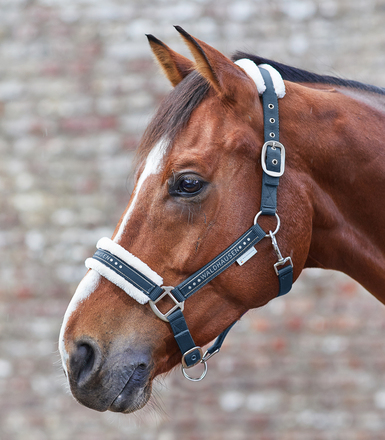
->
(59, 26, 385, 414)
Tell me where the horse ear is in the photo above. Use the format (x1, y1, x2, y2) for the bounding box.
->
(146, 34, 194, 87)
(175, 26, 249, 98)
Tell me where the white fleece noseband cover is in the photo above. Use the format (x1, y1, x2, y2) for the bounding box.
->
(85, 238, 163, 304)
(86, 62, 284, 306)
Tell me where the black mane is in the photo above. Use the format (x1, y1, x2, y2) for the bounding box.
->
(233, 52, 385, 96)
(137, 53, 385, 161)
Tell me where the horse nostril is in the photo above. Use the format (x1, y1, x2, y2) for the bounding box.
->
(70, 342, 98, 385)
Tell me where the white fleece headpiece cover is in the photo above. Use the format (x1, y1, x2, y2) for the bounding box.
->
(234, 59, 286, 98)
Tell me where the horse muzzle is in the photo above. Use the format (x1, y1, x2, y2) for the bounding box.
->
(66, 337, 153, 413)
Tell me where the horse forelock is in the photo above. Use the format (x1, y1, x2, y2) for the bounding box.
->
(136, 71, 210, 166)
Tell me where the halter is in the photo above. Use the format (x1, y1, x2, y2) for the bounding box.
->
(85, 62, 293, 381)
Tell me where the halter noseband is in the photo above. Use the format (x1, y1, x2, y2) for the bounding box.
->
(85, 62, 293, 381)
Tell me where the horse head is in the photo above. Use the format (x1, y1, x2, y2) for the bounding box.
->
(59, 27, 313, 413)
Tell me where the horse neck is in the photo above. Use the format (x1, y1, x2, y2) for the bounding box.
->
(282, 83, 385, 301)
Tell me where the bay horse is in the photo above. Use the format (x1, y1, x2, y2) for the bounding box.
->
(59, 26, 385, 414)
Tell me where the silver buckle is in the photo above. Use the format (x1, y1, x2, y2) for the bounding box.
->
(181, 346, 203, 369)
(261, 141, 285, 177)
(149, 286, 184, 322)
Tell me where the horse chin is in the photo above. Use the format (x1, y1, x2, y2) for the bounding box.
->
(108, 379, 152, 414)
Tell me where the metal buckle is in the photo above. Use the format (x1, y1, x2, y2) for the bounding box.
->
(261, 141, 285, 177)
(149, 286, 184, 322)
(181, 346, 203, 369)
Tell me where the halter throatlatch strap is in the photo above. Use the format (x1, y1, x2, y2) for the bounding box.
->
(85, 63, 293, 381)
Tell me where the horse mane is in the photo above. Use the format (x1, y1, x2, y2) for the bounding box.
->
(136, 52, 385, 162)
(233, 51, 385, 96)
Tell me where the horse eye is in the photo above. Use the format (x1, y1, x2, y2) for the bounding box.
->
(170, 175, 205, 197)
(179, 178, 202, 194)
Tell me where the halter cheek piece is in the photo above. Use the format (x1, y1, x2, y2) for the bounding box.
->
(85, 63, 293, 382)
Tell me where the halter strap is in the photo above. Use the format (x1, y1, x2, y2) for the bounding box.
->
(258, 67, 292, 295)
(172, 222, 266, 300)
(259, 67, 284, 215)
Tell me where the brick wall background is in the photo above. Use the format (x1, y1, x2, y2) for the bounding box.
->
(1, 1, 385, 439)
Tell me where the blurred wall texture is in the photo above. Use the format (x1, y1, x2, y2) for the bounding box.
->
(1, 1, 385, 439)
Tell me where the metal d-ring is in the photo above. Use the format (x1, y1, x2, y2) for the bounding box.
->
(181, 346, 208, 382)
(254, 211, 281, 237)
(181, 360, 208, 382)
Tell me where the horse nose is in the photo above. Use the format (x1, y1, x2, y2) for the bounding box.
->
(66, 338, 153, 412)
(69, 339, 101, 387)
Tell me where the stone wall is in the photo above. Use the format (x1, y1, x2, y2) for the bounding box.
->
(1, 0, 385, 439)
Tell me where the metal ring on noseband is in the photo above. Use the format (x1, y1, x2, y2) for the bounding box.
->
(181, 347, 208, 382)
(181, 360, 208, 382)
(254, 211, 280, 237)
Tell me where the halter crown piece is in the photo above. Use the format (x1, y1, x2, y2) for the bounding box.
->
(85, 62, 293, 382)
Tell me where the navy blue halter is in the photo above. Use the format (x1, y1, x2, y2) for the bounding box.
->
(89, 66, 293, 381)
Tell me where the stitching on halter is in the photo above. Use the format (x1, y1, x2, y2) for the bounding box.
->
(85, 257, 150, 305)
(98, 238, 163, 285)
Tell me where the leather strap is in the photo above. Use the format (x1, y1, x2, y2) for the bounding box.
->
(259, 67, 282, 216)
(92, 249, 165, 300)
(91, 223, 266, 305)
(205, 320, 238, 356)
(168, 309, 202, 367)
(277, 265, 293, 297)
(172, 222, 266, 301)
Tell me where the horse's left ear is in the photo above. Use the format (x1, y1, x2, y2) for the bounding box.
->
(146, 34, 194, 87)
(175, 26, 252, 99)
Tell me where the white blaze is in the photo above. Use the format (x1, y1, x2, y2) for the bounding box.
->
(58, 138, 169, 375)
(114, 138, 169, 242)
(58, 270, 101, 374)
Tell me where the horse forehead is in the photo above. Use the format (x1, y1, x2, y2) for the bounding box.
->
(114, 138, 169, 242)
(172, 107, 246, 151)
